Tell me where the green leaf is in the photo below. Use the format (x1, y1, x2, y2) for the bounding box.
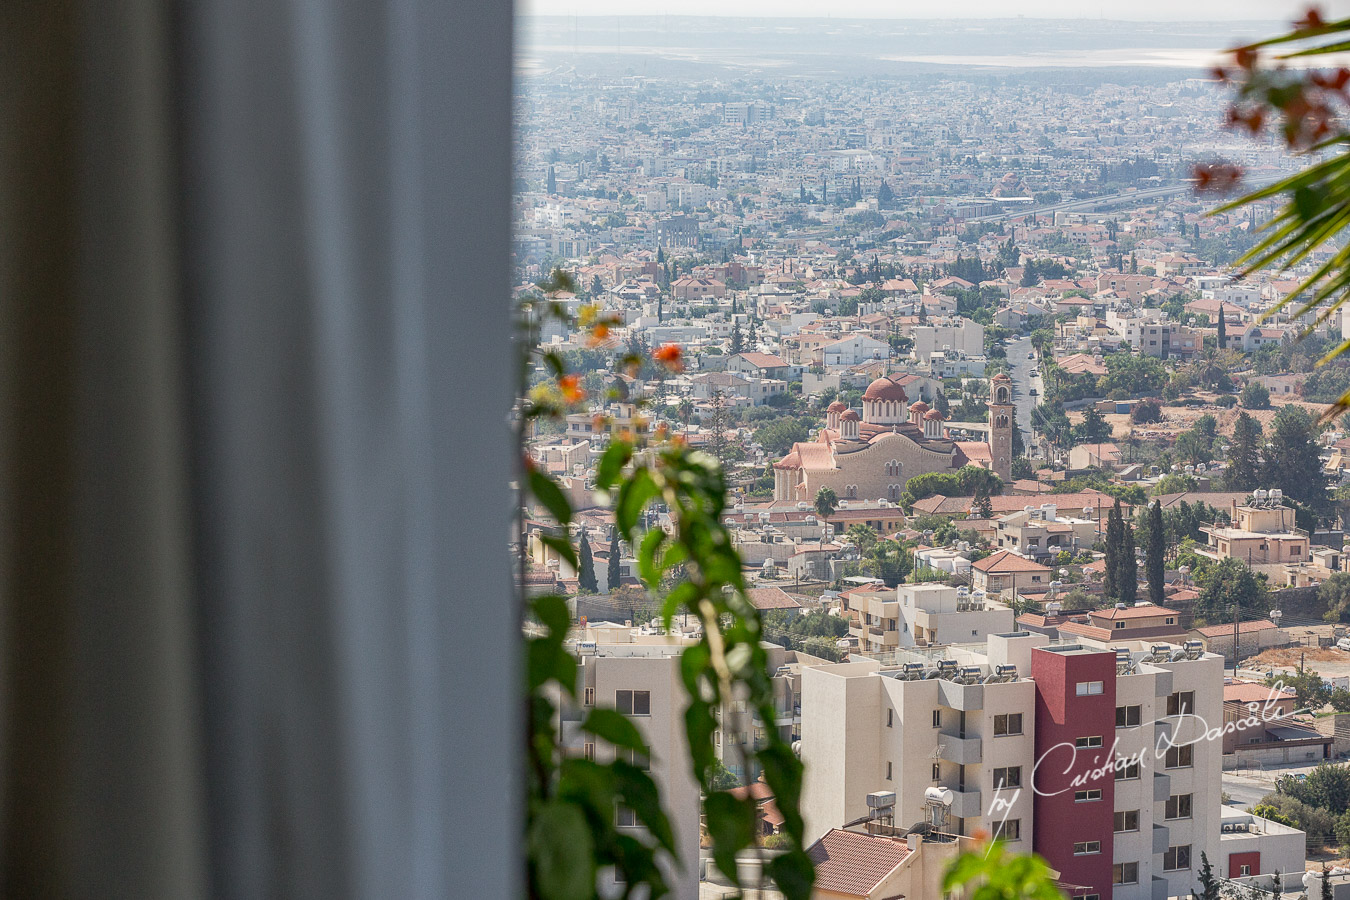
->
(529, 467, 572, 526)
(529, 800, 596, 900)
(612, 760, 676, 855)
(596, 440, 632, 490)
(540, 533, 579, 571)
(638, 527, 666, 588)
(703, 791, 758, 885)
(532, 594, 572, 638)
(766, 850, 815, 900)
(528, 636, 577, 695)
(582, 708, 650, 754)
(616, 468, 659, 539)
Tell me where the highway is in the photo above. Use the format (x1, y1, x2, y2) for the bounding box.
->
(964, 183, 1194, 224)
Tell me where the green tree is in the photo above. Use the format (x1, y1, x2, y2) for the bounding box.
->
(1278, 761, 1350, 811)
(1192, 852, 1221, 900)
(1146, 500, 1165, 605)
(1104, 501, 1122, 603)
(578, 531, 598, 593)
(730, 322, 744, 353)
(1225, 412, 1263, 492)
(846, 524, 879, 554)
(1197, 557, 1268, 622)
(1240, 381, 1271, 409)
(753, 418, 809, 455)
(1075, 406, 1112, 444)
(814, 486, 838, 519)
(1319, 571, 1350, 622)
(1264, 405, 1327, 512)
(942, 838, 1063, 900)
(1269, 670, 1331, 711)
(608, 528, 621, 592)
(1118, 509, 1138, 605)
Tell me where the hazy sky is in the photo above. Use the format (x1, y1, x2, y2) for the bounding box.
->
(522, 0, 1350, 20)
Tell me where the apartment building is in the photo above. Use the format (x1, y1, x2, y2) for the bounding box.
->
(911, 318, 985, 363)
(799, 634, 1301, 900)
(845, 584, 1014, 652)
(1201, 493, 1309, 565)
(994, 503, 1098, 560)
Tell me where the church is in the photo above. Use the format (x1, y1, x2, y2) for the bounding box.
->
(772, 374, 1014, 503)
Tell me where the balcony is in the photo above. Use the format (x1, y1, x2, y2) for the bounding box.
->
(1152, 823, 1169, 854)
(937, 679, 983, 711)
(1152, 876, 1170, 900)
(947, 786, 983, 819)
(938, 732, 982, 765)
(1153, 772, 1170, 801)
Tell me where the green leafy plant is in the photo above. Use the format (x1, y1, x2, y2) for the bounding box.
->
(942, 840, 1063, 900)
(521, 271, 813, 900)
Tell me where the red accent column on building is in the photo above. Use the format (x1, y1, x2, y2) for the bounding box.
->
(1031, 647, 1117, 899)
(1228, 852, 1261, 878)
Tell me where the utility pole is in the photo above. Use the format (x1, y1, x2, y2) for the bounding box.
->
(1233, 601, 1240, 679)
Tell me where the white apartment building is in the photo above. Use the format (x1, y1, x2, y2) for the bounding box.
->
(846, 583, 1013, 653)
(800, 633, 1303, 900)
(911, 319, 985, 364)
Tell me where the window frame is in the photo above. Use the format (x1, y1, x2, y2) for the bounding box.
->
(1113, 862, 1139, 885)
(1163, 845, 1192, 871)
(1164, 744, 1193, 769)
(993, 818, 1021, 842)
(1115, 760, 1141, 780)
(1074, 789, 1102, 802)
(1073, 840, 1102, 856)
(993, 712, 1023, 736)
(1167, 691, 1195, 717)
(1165, 793, 1193, 820)
(1114, 809, 1140, 833)
(1116, 704, 1141, 728)
(1076, 680, 1104, 696)
(992, 766, 1022, 790)
(1075, 735, 1103, 748)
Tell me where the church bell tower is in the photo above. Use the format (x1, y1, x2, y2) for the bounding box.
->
(989, 373, 1014, 482)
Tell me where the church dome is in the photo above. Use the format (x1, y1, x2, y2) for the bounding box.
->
(924, 408, 946, 421)
(827, 401, 847, 413)
(909, 400, 930, 414)
(839, 409, 860, 422)
(862, 376, 908, 403)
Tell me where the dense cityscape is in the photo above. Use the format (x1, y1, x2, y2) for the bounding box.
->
(516, 16, 1350, 900)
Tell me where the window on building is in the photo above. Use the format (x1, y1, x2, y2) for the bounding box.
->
(886, 761, 892, 781)
(1074, 789, 1102, 802)
(887, 709, 893, 728)
(993, 713, 1023, 736)
(1163, 845, 1192, 871)
(1116, 705, 1141, 727)
(993, 819, 1021, 842)
(1076, 681, 1104, 696)
(993, 766, 1022, 790)
(1164, 745, 1193, 769)
(1165, 794, 1193, 820)
(1167, 691, 1195, 716)
(584, 742, 596, 760)
(616, 690, 651, 716)
(933, 709, 941, 728)
(1073, 841, 1101, 855)
(1114, 621, 1127, 630)
(1113, 863, 1139, 885)
(615, 805, 637, 828)
(1114, 810, 1139, 833)
(1166, 617, 1176, 625)
(1115, 760, 1140, 780)
(1075, 735, 1103, 748)
(932, 763, 940, 780)
(1240, 865, 1251, 876)
(584, 686, 595, 706)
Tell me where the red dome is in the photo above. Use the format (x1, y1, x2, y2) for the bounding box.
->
(827, 401, 847, 413)
(863, 375, 908, 403)
(992, 372, 1012, 383)
(909, 400, 930, 414)
(924, 408, 946, 421)
(840, 409, 861, 422)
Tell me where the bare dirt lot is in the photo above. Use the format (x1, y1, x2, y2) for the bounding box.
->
(1066, 399, 1328, 442)
(1250, 646, 1350, 679)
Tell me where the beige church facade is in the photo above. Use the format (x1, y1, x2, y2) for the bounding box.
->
(773, 374, 1013, 503)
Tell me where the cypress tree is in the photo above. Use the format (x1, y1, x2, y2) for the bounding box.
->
(578, 531, 598, 594)
(1217, 307, 1227, 350)
(1104, 502, 1120, 603)
(608, 529, 621, 592)
(1147, 500, 1166, 605)
(1119, 512, 1138, 605)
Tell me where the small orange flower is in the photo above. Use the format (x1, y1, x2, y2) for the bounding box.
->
(558, 374, 586, 404)
(971, 827, 991, 844)
(653, 343, 684, 373)
(654, 423, 670, 441)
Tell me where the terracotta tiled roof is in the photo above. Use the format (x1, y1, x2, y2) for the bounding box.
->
(1225, 681, 1295, 704)
(747, 587, 803, 611)
(1193, 619, 1278, 637)
(972, 549, 1052, 574)
(807, 829, 912, 897)
(1090, 604, 1180, 620)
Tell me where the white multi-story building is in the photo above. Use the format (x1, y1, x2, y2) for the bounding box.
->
(800, 633, 1304, 900)
(911, 318, 985, 363)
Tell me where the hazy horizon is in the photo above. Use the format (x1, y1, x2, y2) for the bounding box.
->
(522, 1, 1350, 21)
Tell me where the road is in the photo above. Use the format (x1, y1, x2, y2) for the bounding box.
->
(964, 183, 1193, 224)
(1005, 335, 1042, 458)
